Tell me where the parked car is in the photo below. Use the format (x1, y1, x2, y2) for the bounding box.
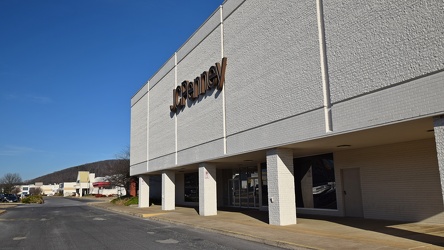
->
(4, 194, 19, 202)
(0, 194, 5, 202)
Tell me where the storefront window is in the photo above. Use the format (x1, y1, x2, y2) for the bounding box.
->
(184, 173, 199, 202)
(294, 154, 337, 209)
(261, 163, 268, 206)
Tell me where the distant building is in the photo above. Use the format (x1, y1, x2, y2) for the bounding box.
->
(59, 182, 76, 196)
(73, 171, 132, 197)
(40, 184, 59, 196)
(91, 176, 126, 197)
(74, 171, 91, 197)
(19, 185, 32, 196)
(18, 183, 59, 196)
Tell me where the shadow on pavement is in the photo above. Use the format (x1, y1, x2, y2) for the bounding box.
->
(300, 214, 444, 248)
(218, 207, 269, 224)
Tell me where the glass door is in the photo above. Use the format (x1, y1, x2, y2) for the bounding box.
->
(227, 167, 259, 208)
(247, 177, 259, 208)
(228, 179, 240, 206)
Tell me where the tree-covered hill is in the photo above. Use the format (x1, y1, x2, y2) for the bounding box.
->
(26, 159, 128, 184)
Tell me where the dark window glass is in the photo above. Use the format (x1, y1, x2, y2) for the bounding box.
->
(261, 163, 268, 206)
(294, 154, 337, 209)
(184, 173, 199, 202)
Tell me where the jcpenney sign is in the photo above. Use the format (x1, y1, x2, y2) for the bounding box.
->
(170, 57, 227, 112)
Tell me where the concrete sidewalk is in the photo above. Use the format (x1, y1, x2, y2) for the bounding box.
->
(88, 200, 444, 250)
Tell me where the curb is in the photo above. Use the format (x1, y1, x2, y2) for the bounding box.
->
(89, 203, 315, 250)
(146, 215, 318, 250)
(88, 203, 146, 218)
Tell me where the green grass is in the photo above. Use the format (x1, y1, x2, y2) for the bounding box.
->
(110, 196, 138, 206)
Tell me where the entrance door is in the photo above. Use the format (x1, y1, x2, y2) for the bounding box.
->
(246, 177, 259, 208)
(228, 179, 240, 206)
(342, 168, 363, 217)
(227, 168, 259, 208)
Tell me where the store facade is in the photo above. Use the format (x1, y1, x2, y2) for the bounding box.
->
(130, 0, 444, 225)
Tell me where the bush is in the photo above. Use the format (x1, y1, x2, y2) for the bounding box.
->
(110, 196, 138, 206)
(21, 195, 44, 204)
(123, 196, 138, 206)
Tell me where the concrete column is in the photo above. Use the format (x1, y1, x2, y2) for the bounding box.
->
(199, 163, 217, 216)
(138, 175, 150, 208)
(266, 148, 297, 226)
(162, 171, 175, 211)
(434, 116, 444, 206)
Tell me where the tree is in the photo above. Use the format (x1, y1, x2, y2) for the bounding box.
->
(0, 173, 23, 194)
(105, 147, 132, 197)
(11, 186, 21, 195)
(30, 187, 42, 196)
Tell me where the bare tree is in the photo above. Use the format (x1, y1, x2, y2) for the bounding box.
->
(0, 173, 23, 193)
(30, 187, 42, 196)
(105, 147, 132, 196)
(11, 186, 21, 195)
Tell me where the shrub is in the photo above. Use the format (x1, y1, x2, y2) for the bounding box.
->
(110, 196, 138, 206)
(21, 195, 44, 204)
(110, 198, 123, 205)
(123, 196, 138, 206)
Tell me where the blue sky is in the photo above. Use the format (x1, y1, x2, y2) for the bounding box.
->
(0, 0, 223, 181)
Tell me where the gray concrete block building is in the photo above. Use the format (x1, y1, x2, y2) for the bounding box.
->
(130, 0, 444, 225)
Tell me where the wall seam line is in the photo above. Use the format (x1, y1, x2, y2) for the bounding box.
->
(316, 0, 333, 133)
(220, 5, 227, 155)
(147, 81, 150, 172)
(174, 52, 178, 165)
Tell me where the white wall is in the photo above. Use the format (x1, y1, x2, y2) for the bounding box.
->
(130, 85, 148, 175)
(335, 139, 444, 223)
(131, 0, 444, 174)
(148, 66, 176, 172)
(176, 15, 224, 165)
(93, 187, 126, 196)
(61, 182, 77, 196)
(323, 1, 444, 103)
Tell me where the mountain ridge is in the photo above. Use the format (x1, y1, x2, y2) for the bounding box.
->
(26, 159, 127, 184)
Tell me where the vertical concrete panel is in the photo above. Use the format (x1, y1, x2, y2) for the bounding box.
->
(130, 93, 148, 166)
(138, 175, 150, 208)
(434, 116, 444, 206)
(149, 70, 176, 160)
(162, 171, 175, 211)
(267, 148, 297, 226)
(323, 0, 444, 103)
(224, 0, 323, 136)
(199, 163, 217, 216)
(176, 27, 223, 151)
